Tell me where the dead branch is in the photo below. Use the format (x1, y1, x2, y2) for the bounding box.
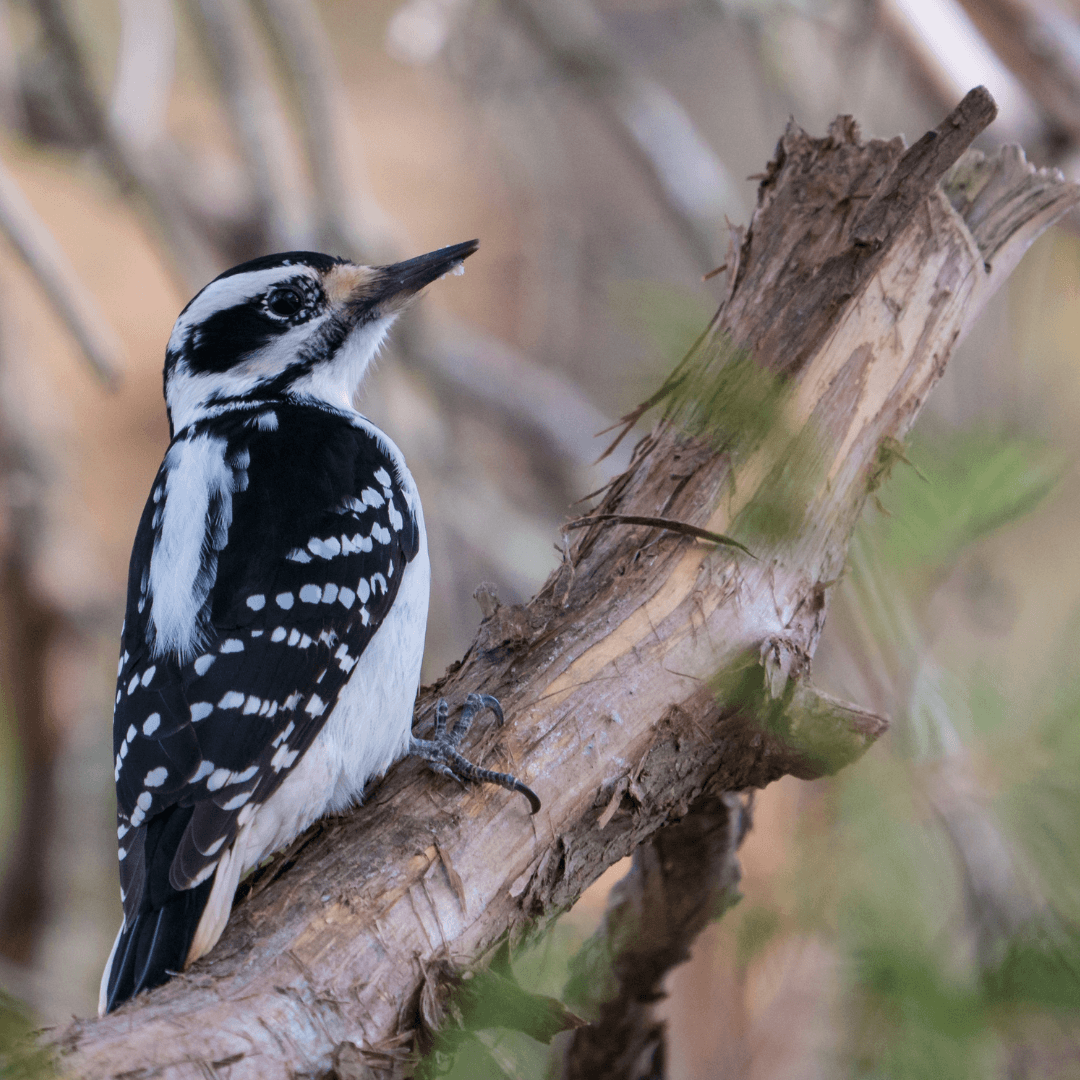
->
(52, 89, 1080, 1080)
(561, 792, 748, 1080)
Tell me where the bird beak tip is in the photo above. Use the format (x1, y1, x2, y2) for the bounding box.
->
(374, 240, 481, 305)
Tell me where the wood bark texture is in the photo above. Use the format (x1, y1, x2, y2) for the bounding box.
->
(55, 88, 1079, 1079)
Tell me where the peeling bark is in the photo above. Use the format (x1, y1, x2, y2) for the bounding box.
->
(54, 89, 1080, 1080)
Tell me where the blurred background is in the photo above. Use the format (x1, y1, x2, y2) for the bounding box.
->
(0, 0, 1079, 1076)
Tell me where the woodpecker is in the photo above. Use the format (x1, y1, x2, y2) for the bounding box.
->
(99, 241, 539, 1015)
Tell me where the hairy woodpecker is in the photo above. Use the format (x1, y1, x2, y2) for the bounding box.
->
(99, 241, 539, 1015)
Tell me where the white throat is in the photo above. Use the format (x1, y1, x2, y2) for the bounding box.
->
(288, 316, 397, 415)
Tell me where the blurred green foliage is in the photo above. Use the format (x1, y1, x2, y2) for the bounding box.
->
(998, 634, 1080, 933)
(817, 428, 1080, 1078)
(732, 424, 826, 547)
(0, 992, 53, 1079)
(736, 904, 782, 968)
(609, 281, 716, 374)
(831, 744, 1080, 1078)
(610, 279, 793, 460)
(713, 652, 881, 775)
(834, 757, 999, 1079)
(867, 430, 1064, 575)
(423, 919, 594, 1080)
(616, 294, 828, 549)
(663, 342, 790, 459)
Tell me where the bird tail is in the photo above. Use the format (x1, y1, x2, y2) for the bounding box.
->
(98, 877, 214, 1015)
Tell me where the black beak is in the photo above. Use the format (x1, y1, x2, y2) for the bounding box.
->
(372, 240, 479, 306)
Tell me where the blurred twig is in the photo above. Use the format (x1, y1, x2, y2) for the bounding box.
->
(876, 0, 964, 117)
(502, 0, 743, 269)
(111, 0, 263, 270)
(108, 0, 175, 153)
(30, 0, 218, 292)
(0, 150, 123, 386)
(0, 0, 23, 132)
(28, 0, 620, 491)
(253, 0, 405, 261)
(254, 0, 627, 480)
(186, 0, 312, 251)
(953, 0, 1080, 143)
(405, 315, 627, 476)
(30, 0, 139, 193)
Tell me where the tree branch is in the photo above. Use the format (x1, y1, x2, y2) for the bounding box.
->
(561, 791, 749, 1080)
(53, 89, 1080, 1079)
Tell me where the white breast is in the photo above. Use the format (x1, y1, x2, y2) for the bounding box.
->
(178, 481, 430, 974)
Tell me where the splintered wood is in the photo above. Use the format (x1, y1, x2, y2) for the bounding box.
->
(57, 89, 1080, 1079)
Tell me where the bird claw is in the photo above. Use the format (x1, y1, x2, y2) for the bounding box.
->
(410, 694, 540, 814)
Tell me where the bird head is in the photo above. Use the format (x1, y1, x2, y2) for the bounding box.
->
(163, 240, 478, 435)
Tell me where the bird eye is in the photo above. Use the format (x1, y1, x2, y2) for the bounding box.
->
(267, 287, 304, 317)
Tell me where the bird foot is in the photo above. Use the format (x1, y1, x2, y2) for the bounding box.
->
(410, 693, 540, 814)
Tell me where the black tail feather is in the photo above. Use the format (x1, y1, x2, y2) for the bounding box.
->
(104, 876, 214, 1013)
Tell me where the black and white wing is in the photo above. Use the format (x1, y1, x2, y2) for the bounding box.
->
(108, 404, 420, 985)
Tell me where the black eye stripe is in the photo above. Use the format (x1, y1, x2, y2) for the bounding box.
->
(184, 304, 282, 373)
